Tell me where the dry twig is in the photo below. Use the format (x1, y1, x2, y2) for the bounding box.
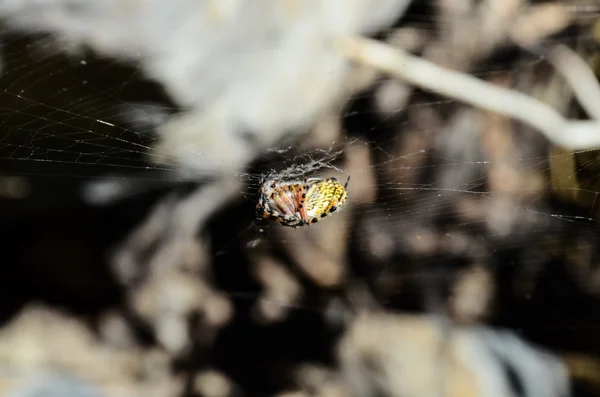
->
(547, 44, 600, 121)
(336, 35, 600, 151)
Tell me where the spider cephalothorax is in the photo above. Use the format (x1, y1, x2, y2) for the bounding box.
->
(256, 175, 350, 228)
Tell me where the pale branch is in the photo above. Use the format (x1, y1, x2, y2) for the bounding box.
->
(336, 35, 600, 151)
(547, 44, 600, 121)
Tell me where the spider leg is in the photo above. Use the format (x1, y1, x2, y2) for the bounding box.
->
(262, 206, 302, 226)
(276, 213, 305, 227)
(256, 191, 266, 216)
(328, 186, 348, 214)
(324, 198, 340, 216)
(300, 179, 308, 206)
(306, 177, 322, 185)
(298, 182, 309, 223)
(256, 177, 267, 205)
(257, 178, 267, 196)
(344, 176, 350, 189)
(271, 190, 297, 215)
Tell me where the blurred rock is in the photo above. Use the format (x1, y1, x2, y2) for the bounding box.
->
(339, 312, 570, 397)
(0, 305, 183, 397)
(449, 265, 494, 324)
(2, 373, 106, 397)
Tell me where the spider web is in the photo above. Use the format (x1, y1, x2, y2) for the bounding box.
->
(1, 19, 600, 298)
(1, 5, 600, 386)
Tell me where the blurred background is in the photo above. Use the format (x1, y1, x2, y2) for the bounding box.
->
(0, 0, 600, 396)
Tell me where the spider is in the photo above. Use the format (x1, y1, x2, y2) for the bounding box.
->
(256, 175, 350, 228)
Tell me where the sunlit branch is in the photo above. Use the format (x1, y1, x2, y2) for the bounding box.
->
(547, 44, 600, 121)
(336, 35, 600, 151)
